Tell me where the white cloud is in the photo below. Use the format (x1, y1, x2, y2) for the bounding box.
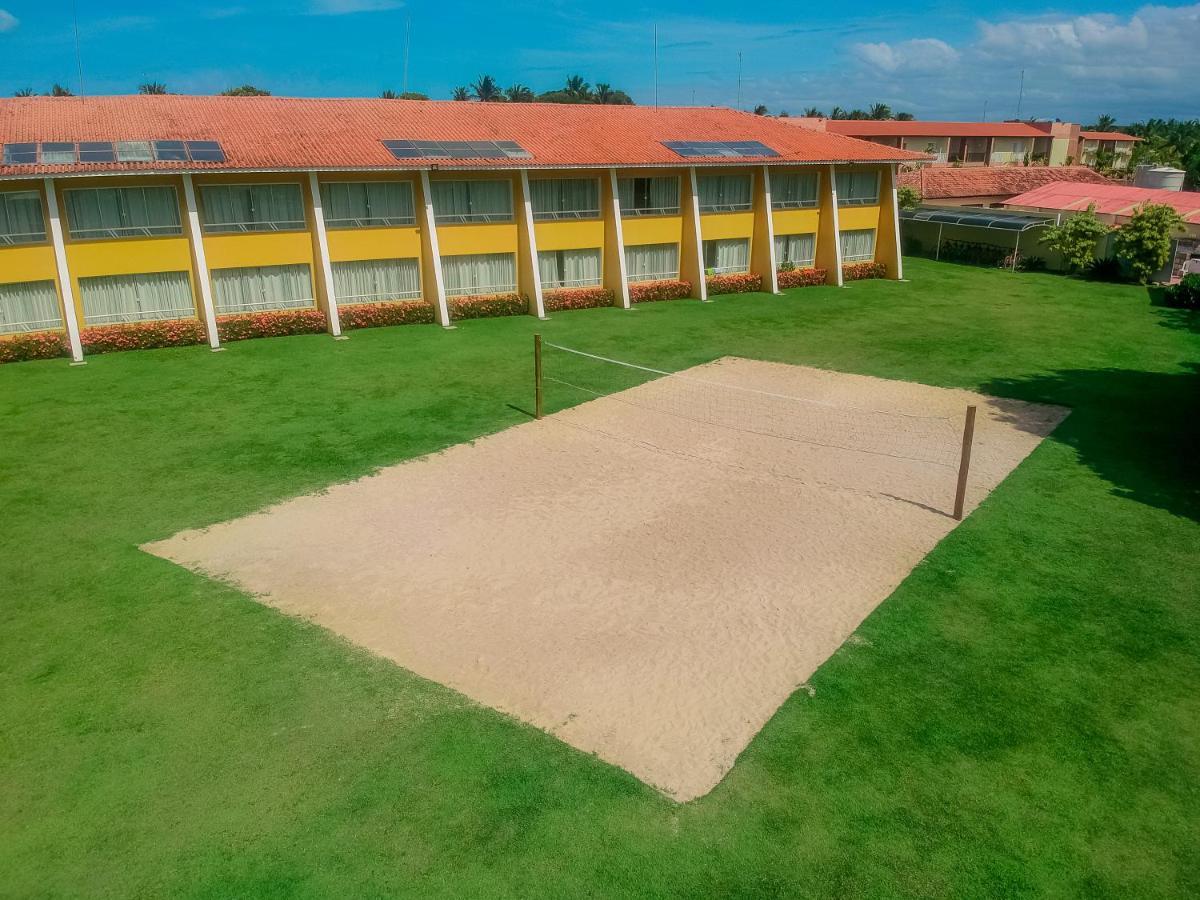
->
(0, 9, 18, 32)
(851, 38, 959, 73)
(308, 0, 402, 13)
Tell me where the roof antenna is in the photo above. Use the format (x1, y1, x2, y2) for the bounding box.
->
(736, 51, 743, 111)
(982, 99, 988, 122)
(72, 0, 85, 96)
(653, 24, 659, 109)
(402, 15, 411, 95)
(1015, 69, 1025, 119)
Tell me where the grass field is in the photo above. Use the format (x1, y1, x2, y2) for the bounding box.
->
(2, 258, 1198, 898)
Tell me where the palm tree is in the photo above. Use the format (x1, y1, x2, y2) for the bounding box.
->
(829, 106, 846, 120)
(1091, 114, 1117, 132)
(380, 89, 399, 99)
(50, 83, 74, 97)
(847, 109, 869, 120)
(472, 75, 503, 102)
(753, 104, 768, 116)
(139, 81, 167, 95)
(564, 75, 591, 101)
(451, 86, 471, 101)
(894, 111, 914, 121)
(13, 88, 35, 97)
(868, 103, 892, 120)
(594, 83, 615, 104)
(802, 107, 823, 117)
(505, 84, 534, 103)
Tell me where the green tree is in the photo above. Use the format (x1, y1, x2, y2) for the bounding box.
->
(895, 111, 914, 121)
(753, 103, 768, 116)
(221, 84, 270, 96)
(472, 75, 503, 101)
(380, 89, 399, 99)
(802, 107, 823, 117)
(829, 106, 846, 120)
(1039, 205, 1110, 273)
(1090, 113, 1117, 132)
(13, 87, 35, 97)
(1114, 203, 1186, 283)
(50, 83, 73, 97)
(138, 81, 167, 95)
(505, 84, 534, 103)
(869, 103, 891, 120)
(398, 92, 428, 100)
(1125, 118, 1200, 189)
(451, 86, 471, 101)
(564, 75, 592, 101)
(897, 186, 921, 210)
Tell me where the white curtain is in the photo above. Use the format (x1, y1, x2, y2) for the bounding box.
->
(0, 191, 46, 244)
(697, 174, 753, 211)
(200, 184, 306, 233)
(703, 238, 749, 273)
(0, 280, 62, 333)
(538, 248, 601, 288)
(211, 264, 314, 313)
(772, 172, 818, 208)
(835, 171, 880, 205)
(79, 271, 195, 324)
(320, 182, 414, 228)
(618, 177, 679, 215)
(529, 178, 600, 219)
(64, 187, 181, 239)
(441, 253, 516, 295)
(774, 233, 815, 267)
(332, 258, 420, 304)
(625, 243, 679, 281)
(431, 180, 513, 223)
(840, 228, 876, 262)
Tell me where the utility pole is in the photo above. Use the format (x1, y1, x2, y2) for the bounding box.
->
(736, 51, 743, 111)
(72, 0, 85, 96)
(1015, 69, 1025, 119)
(653, 24, 659, 109)
(402, 16, 411, 95)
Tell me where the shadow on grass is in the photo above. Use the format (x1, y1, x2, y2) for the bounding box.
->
(980, 363, 1200, 523)
(1148, 285, 1200, 334)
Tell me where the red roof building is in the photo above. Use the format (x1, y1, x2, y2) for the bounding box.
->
(898, 165, 1114, 207)
(1005, 182, 1200, 227)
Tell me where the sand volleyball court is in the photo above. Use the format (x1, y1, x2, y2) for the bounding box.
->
(145, 357, 1066, 801)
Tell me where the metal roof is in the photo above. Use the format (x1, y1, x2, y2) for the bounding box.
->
(900, 205, 1053, 232)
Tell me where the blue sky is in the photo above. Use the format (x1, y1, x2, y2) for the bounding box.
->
(0, 1, 1196, 122)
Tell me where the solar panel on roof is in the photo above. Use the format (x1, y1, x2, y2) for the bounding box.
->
(185, 140, 226, 163)
(1, 142, 37, 165)
(117, 141, 153, 162)
(78, 141, 116, 163)
(152, 140, 188, 161)
(662, 140, 780, 159)
(382, 139, 532, 161)
(40, 142, 77, 164)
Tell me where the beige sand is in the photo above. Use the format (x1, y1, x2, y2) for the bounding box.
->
(145, 359, 1066, 801)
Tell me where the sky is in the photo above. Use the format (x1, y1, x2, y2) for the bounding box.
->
(0, 1, 1196, 123)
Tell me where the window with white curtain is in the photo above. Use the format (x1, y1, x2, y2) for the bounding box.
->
(834, 171, 880, 206)
(79, 271, 195, 324)
(618, 177, 680, 216)
(697, 174, 753, 213)
(530, 178, 600, 220)
(332, 258, 420, 304)
(320, 181, 415, 228)
(441, 253, 516, 296)
(0, 280, 61, 333)
(210, 264, 314, 314)
(625, 243, 679, 282)
(431, 180, 513, 224)
(774, 233, 815, 267)
(64, 186, 182, 240)
(200, 184, 306, 234)
(772, 172, 819, 209)
(538, 248, 601, 289)
(840, 228, 876, 262)
(703, 238, 750, 274)
(0, 191, 47, 245)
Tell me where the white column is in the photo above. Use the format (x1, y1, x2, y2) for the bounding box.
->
(889, 163, 905, 281)
(181, 175, 221, 350)
(419, 170, 452, 327)
(688, 167, 708, 302)
(608, 168, 630, 309)
(762, 165, 779, 294)
(308, 172, 343, 338)
(519, 169, 546, 319)
(43, 178, 84, 364)
(828, 164, 845, 287)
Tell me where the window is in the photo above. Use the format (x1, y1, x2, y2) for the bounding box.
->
(332, 258, 420, 305)
(78, 271, 195, 325)
(538, 248, 601, 289)
(441, 253, 516, 296)
(774, 233, 815, 268)
(772, 172, 819, 209)
(0, 280, 61, 334)
(835, 171, 880, 206)
(320, 181, 415, 228)
(0, 191, 46, 245)
(697, 174, 753, 213)
(703, 238, 749, 274)
(430, 180, 513, 224)
(64, 186, 182, 240)
(625, 243, 679, 282)
(529, 178, 600, 220)
(618, 177, 679, 217)
(211, 264, 314, 314)
(200, 184, 306, 234)
(840, 228, 876, 262)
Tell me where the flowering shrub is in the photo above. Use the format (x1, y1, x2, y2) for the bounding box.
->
(777, 267, 827, 289)
(706, 272, 762, 295)
(447, 292, 528, 320)
(0, 331, 68, 364)
(339, 299, 435, 330)
(216, 308, 328, 342)
(630, 279, 692, 303)
(842, 261, 889, 281)
(80, 319, 207, 355)
(543, 286, 615, 312)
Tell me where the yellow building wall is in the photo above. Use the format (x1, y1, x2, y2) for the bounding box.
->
(699, 211, 755, 241)
(534, 219, 604, 252)
(621, 215, 683, 247)
(326, 226, 422, 263)
(436, 222, 519, 256)
(837, 205, 882, 231)
(815, 166, 840, 284)
(0, 244, 57, 285)
(877, 166, 901, 279)
(751, 171, 774, 288)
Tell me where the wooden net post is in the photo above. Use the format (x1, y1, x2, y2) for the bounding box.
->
(534, 333, 544, 420)
(953, 404, 977, 520)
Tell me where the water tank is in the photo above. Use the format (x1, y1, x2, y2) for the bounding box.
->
(1133, 165, 1186, 191)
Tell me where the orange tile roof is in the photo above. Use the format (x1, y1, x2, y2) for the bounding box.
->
(1005, 182, 1200, 224)
(0, 95, 927, 178)
(1077, 130, 1141, 142)
(810, 120, 1049, 138)
(898, 165, 1113, 200)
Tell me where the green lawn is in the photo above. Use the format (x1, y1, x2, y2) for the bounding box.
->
(2, 258, 1198, 898)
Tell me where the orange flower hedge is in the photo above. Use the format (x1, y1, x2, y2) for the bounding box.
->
(0, 332, 69, 364)
(215, 308, 328, 342)
(339, 300, 435, 330)
(777, 267, 828, 289)
(447, 292, 527, 320)
(842, 261, 888, 281)
(543, 286, 615, 312)
(706, 272, 762, 295)
(630, 279, 692, 303)
(80, 319, 207, 354)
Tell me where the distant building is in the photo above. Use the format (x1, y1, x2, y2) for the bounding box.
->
(898, 166, 1113, 208)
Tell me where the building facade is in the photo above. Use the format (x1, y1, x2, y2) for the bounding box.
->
(0, 96, 921, 361)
